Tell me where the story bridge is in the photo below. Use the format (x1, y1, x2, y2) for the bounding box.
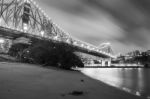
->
(0, 0, 116, 66)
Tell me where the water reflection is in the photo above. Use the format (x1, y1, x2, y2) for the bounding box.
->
(80, 68, 150, 98)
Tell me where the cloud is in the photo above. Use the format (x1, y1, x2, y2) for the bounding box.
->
(82, 0, 150, 45)
(35, 0, 150, 53)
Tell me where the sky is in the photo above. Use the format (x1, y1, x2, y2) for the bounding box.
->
(35, 0, 150, 54)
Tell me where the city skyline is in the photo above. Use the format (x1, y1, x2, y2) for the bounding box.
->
(36, 0, 150, 54)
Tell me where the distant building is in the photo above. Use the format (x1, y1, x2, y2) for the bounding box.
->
(127, 50, 141, 57)
(146, 50, 150, 55)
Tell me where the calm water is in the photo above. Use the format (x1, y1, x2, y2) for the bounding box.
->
(80, 68, 150, 98)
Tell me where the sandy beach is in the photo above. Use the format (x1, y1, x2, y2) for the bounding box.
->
(0, 62, 144, 99)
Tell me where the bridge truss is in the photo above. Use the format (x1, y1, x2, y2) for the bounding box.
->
(98, 42, 114, 55)
(0, 0, 116, 58)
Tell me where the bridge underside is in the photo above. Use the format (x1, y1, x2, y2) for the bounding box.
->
(0, 26, 110, 58)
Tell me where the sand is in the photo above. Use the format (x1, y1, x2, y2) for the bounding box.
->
(0, 62, 145, 99)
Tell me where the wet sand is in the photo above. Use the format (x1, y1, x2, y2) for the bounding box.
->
(0, 63, 144, 99)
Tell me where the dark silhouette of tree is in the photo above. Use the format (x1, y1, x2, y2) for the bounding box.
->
(21, 41, 84, 69)
(8, 39, 84, 69)
(134, 53, 150, 67)
(8, 43, 30, 58)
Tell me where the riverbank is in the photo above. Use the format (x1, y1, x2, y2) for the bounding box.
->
(0, 62, 144, 99)
(83, 66, 144, 68)
(0, 54, 17, 62)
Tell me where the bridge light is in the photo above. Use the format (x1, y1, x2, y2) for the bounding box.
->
(54, 36, 58, 40)
(23, 23, 28, 32)
(9, 26, 12, 30)
(0, 18, 2, 26)
(66, 39, 70, 43)
(99, 50, 102, 53)
(0, 39, 4, 43)
(46, 15, 49, 18)
(103, 52, 106, 54)
(16, 28, 19, 31)
(105, 42, 110, 45)
(33, 1, 36, 5)
(40, 31, 44, 37)
(73, 42, 77, 45)
(81, 44, 84, 47)
(43, 13, 46, 17)
(41, 10, 44, 13)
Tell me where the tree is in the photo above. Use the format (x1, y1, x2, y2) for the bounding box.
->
(9, 40, 84, 69)
(22, 41, 84, 69)
(8, 43, 30, 58)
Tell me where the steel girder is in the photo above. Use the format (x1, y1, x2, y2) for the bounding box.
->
(0, 0, 71, 42)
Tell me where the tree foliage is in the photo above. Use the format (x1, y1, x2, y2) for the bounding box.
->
(9, 40, 84, 69)
(8, 43, 30, 58)
(134, 55, 150, 67)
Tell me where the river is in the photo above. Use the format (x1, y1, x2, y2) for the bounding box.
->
(80, 68, 150, 99)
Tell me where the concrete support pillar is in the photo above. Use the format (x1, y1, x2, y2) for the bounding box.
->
(107, 61, 111, 66)
(101, 58, 111, 67)
(99, 60, 102, 66)
(102, 60, 105, 66)
(108, 58, 112, 66)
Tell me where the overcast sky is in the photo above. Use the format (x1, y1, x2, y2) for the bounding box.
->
(35, 0, 150, 54)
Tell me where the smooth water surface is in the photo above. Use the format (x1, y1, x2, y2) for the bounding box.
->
(80, 68, 150, 98)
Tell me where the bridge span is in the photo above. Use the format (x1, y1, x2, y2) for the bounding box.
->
(0, 0, 116, 59)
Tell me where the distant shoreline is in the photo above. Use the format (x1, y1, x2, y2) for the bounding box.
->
(83, 66, 149, 68)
